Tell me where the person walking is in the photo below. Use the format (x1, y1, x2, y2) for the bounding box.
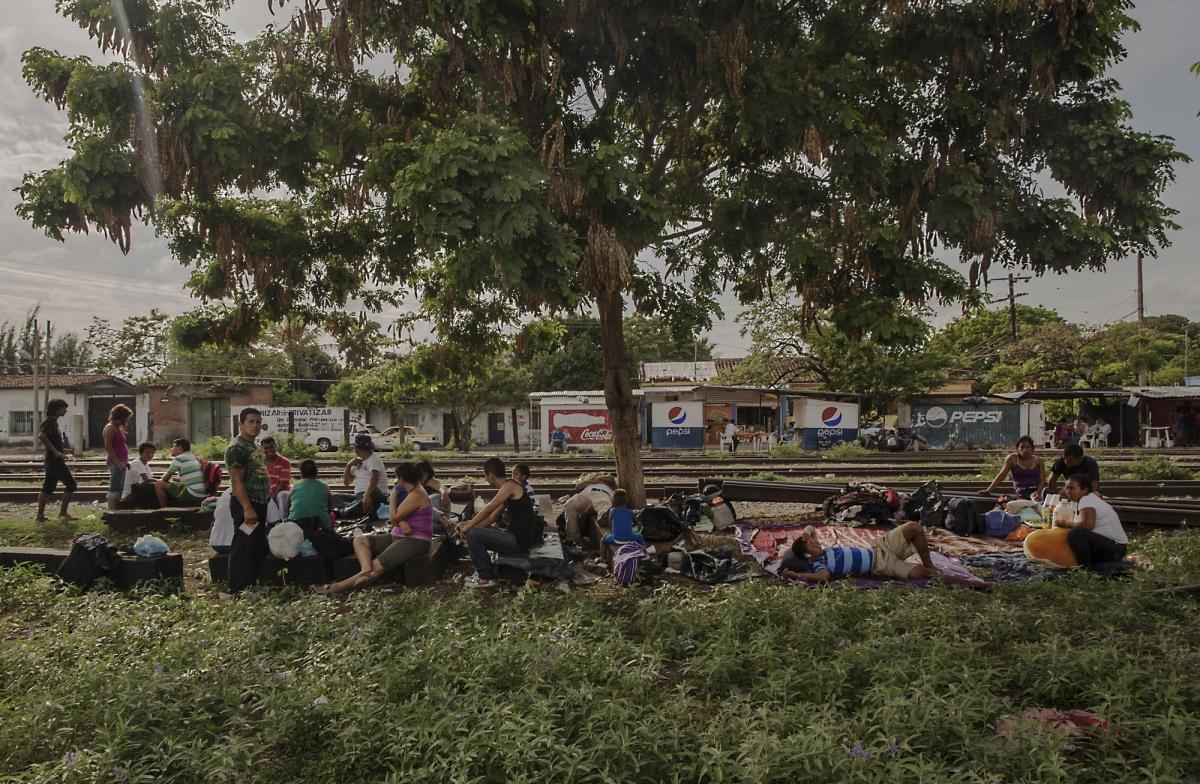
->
(35, 399, 75, 522)
(224, 408, 272, 593)
(102, 404, 132, 511)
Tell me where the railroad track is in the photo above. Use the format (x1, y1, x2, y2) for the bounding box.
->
(704, 479, 1200, 528)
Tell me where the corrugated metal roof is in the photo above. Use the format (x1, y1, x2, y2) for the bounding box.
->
(1126, 386, 1200, 399)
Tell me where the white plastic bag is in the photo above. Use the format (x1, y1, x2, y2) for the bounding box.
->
(267, 521, 304, 560)
(133, 534, 169, 558)
(1052, 501, 1076, 526)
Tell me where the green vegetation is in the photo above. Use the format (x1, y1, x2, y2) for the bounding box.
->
(1121, 456, 1196, 482)
(276, 436, 318, 461)
(191, 436, 230, 461)
(823, 442, 875, 461)
(2, 558, 1200, 783)
(746, 471, 787, 482)
(769, 443, 812, 458)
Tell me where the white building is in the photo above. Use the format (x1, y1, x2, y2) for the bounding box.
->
(361, 403, 530, 450)
(0, 374, 149, 451)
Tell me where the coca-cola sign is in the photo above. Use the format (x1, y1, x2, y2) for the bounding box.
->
(546, 407, 613, 447)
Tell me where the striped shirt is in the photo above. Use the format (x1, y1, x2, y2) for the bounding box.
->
(169, 452, 206, 497)
(810, 546, 875, 577)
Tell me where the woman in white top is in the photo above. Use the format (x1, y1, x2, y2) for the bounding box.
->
(1061, 474, 1129, 567)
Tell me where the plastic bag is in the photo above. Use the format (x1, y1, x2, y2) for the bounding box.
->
(133, 534, 169, 558)
(298, 539, 317, 558)
(268, 521, 304, 560)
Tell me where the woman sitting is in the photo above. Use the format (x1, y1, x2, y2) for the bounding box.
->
(315, 462, 433, 593)
(981, 435, 1045, 500)
(1059, 474, 1128, 568)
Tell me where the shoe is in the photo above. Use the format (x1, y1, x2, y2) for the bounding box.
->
(464, 575, 497, 589)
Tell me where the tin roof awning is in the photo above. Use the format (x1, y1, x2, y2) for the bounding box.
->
(994, 388, 1131, 401)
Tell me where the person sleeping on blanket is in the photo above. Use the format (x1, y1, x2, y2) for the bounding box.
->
(780, 522, 979, 587)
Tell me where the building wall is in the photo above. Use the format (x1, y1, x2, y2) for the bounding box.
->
(149, 383, 273, 445)
(0, 388, 148, 451)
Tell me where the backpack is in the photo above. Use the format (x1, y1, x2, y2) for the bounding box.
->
(945, 497, 985, 536)
(637, 505, 686, 542)
(56, 532, 119, 589)
(902, 481, 942, 519)
(823, 485, 892, 526)
(984, 509, 1022, 539)
(198, 459, 222, 496)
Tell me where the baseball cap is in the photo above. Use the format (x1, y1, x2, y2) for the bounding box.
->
(354, 433, 374, 451)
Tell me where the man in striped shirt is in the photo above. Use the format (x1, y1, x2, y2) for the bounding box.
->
(154, 438, 207, 507)
(781, 522, 977, 585)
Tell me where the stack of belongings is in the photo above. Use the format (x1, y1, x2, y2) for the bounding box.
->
(822, 482, 901, 526)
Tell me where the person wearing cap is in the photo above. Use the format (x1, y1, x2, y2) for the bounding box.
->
(334, 433, 388, 518)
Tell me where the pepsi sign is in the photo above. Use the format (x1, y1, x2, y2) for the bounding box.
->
(650, 402, 704, 448)
(796, 398, 860, 450)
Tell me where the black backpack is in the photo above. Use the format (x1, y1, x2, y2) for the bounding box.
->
(945, 497, 985, 536)
(56, 533, 119, 589)
(637, 506, 686, 542)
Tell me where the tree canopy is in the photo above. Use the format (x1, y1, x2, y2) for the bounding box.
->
(18, 0, 1185, 499)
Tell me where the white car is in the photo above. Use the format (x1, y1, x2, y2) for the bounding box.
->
(371, 425, 441, 451)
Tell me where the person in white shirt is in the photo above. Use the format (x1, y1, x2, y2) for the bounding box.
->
(1060, 474, 1128, 568)
(121, 442, 157, 500)
(334, 433, 388, 519)
(723, 420, 740, 453)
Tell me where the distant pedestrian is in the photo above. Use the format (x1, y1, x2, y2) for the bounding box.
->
(724, 420, 740, 453)
(224, 408, 272, 592)
(102, 403, 132, 511)
(36, 399, 75, 522)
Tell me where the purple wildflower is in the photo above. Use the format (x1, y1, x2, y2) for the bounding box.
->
(886, 742, 901, 756)
(113, 764, 128, 783)
(851, 742, 868, 758)
(154, 665, 164, 674)
(63, 751, 79, 769)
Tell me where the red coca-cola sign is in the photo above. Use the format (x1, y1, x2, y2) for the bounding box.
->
(547, 408, 613, 446)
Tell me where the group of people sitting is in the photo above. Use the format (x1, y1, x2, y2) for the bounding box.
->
(981, 436, 1128, 568)
(1051, 416, 1112, 448)
(1172, 405, 1200, 447)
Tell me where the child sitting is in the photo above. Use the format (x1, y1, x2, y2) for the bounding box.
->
(513, 463, 534, 497)
(602, 489, 645, 548)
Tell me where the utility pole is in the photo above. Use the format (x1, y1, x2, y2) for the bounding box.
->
(1007, 273, 1032, 340)
(31, 321, 41, 439)
(1136, 253, 1148, 386)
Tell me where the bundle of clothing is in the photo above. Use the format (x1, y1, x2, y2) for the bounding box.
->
(822, 483, 899, 526)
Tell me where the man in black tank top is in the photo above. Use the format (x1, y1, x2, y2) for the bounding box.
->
(457, 457, 543, 588)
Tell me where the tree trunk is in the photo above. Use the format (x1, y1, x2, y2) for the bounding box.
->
(511, 406, 521, 453)
(450, 410, 468, 453)
(597, 290, 646, 505)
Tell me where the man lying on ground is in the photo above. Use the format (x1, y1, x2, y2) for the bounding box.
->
(780, 522, 979, 587)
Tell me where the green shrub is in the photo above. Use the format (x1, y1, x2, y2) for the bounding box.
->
(746, 471, 787, 482)
(191, 435, 229, 460)
(823, 442, 873, 460)
(276, 435, 318, 461)
(770, 442, 812, 458)
(1134, 529, 1200, 584)
(977, 452, 1008, 480)
(1123, 456, 1195, 481)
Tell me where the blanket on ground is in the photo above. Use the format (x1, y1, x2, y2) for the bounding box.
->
(735, 521, 983, 588)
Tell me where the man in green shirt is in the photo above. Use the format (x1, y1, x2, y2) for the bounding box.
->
(224, 407, 272, 592)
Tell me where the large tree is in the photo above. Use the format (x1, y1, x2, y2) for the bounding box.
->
(18, 0, 1183, 502)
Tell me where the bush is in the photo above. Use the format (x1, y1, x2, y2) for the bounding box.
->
(770, 442, 812, 458)
(1134, 529, 1200, 584)
(823, 442, 873, 460)
(191, 435, 229, 460)
(276, 435, 318, 461)
(747, 471, 786, 482)
(1124, 456, 1195, 481)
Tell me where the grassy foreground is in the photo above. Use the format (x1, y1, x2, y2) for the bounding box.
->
(2, 539, 1200, 784)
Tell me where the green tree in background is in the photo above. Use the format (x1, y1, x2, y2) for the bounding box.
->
(18, 1, 1184, 500)
(515, 316, 713, 392)
(0, 307, 94, 376)
(714, 300, 945, 412)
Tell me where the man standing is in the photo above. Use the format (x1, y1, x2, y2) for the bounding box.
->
(224, 408, 272, 592)
(154, 438, 207, 507)
(36, 399, 75, 522)
(1044, 443, 1102, 499)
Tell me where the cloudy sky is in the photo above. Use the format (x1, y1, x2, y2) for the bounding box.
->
(0, 0, 1196, 358)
